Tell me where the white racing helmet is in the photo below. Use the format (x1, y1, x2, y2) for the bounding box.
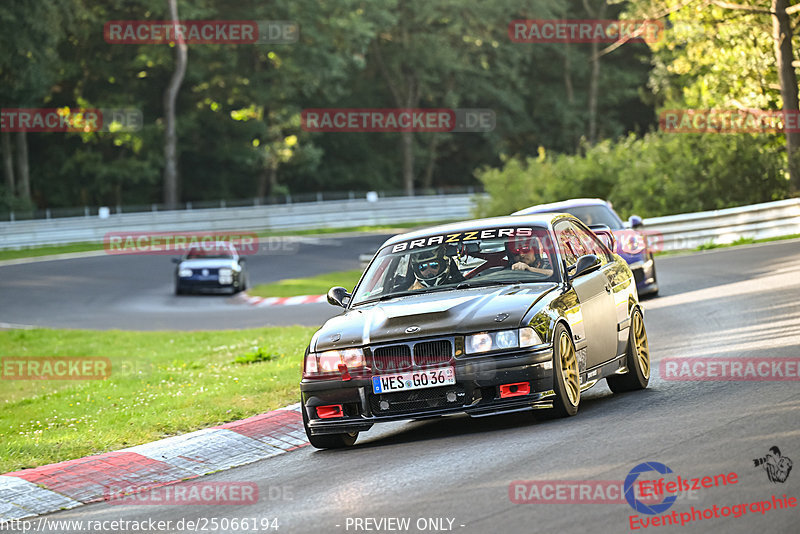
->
(410, 245, 452, 287)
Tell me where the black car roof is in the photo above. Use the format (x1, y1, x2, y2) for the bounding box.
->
(379, 213, 569, 249)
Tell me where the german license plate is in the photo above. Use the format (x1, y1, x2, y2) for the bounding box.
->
(372, 366, 455, 394)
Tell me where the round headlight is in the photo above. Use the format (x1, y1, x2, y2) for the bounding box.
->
(495, 330, 518, 349)
(179, 268, 192, 277)
(467, 333, 493, 354)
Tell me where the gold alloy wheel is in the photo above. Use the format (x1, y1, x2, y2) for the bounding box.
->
(559, 331, 580, 405)
(633, 312, 650, 379)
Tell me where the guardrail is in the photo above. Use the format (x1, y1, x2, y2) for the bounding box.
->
(1, 194, 798, 251)
(642, 198, 800, 252)
(0, 194, 482, 249)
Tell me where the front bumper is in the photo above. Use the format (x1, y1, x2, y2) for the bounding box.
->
(301, 347, 554, 435)
(629, 257, 658, 295)
(177, 277, 236, 293)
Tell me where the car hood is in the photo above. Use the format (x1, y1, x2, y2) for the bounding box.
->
(312, 282, 559, 352)
(179, 259, 238, 269)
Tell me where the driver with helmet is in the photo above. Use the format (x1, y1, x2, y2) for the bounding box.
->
(407, 245, 464, 290)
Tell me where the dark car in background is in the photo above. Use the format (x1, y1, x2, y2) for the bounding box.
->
(300, 214, 651, 449)
(514, 199, 658, 296)
(173, 242, 248, 295)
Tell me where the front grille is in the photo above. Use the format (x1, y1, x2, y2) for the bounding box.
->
(192, 268, 219, 276)
(372, 345, 412, 371)
(370, 384, 467, 415)
(413, 340, 452, 367)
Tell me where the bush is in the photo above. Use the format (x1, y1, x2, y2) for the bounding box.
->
(474, 132, 789, 219)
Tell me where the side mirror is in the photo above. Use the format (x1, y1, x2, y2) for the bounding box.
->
(171, 258, 182, 264)
(571, 254, 601, 279)
(628, 215, 643, 229)
(238, 257, 246, 264)
(327, 286, 351, 308)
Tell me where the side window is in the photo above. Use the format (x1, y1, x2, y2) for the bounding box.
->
(570, 223, 612, 264)
(554, 223, 587, 266)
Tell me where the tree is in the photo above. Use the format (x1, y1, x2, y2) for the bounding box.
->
(162, 0, 188, 208)
(623, 0, 800, 194)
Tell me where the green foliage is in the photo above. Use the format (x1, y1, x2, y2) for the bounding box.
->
(233, 347, 278, 365)
(1, 0, 657, 210)
(475, 132, 789, 219)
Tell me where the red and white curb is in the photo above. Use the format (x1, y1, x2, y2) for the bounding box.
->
(0, 404, 308, 522)
(238, 293, 327, 307)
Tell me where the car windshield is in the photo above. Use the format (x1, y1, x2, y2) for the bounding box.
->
(351, 226, 558, 305)
(543, 205, 623, 229)
(185, 246, 234, 260)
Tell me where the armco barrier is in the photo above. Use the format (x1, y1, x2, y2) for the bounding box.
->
(1, 195, 798, 251)
(0, 194, 481, 249)
(642, 198, 800, 251)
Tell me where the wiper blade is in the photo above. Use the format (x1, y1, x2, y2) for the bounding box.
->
(455, 280, 521, 289)
(378, 290, 419, 301)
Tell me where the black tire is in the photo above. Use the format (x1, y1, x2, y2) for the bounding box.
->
(175, 284, 184, 295)
(549, 323, 580, 417)
(302, 406, 358, 449)
(607, 307, 650, 393)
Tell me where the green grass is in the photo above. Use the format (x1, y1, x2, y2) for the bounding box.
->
(0, 326, 315, 474)
(654, 232, 800, 256)
(0, 242, 105, 261)
(247, 269, 364, 298)
(0, 220, 452, 262)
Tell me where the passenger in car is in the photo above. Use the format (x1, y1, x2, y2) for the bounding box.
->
(506, 236, 553, 276)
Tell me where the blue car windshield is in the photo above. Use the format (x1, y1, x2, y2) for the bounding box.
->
(543, 205, 623, 230)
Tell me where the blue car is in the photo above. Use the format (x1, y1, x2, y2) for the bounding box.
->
(513, 198, 658, 296)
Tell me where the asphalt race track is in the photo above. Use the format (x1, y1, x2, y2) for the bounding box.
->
(0, 233, 391, 330)
(6, 239, 800, 533)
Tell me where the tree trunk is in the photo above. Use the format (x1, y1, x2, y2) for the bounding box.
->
(1, 131, 13, 195)
(269, 162, 278, 195)
(15, 131, 30, 202)
(563, 45, 579, 152)
(422, 134, 439, 190)
(772, 0, 800, 195)
(162, 0, 188, 208)
(256, 167, 268, 199)
(371, 38, 419, 196)
(583, 0, 606, 146)
(587, 38, 600, 145)
(401, 130, 414, 195)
